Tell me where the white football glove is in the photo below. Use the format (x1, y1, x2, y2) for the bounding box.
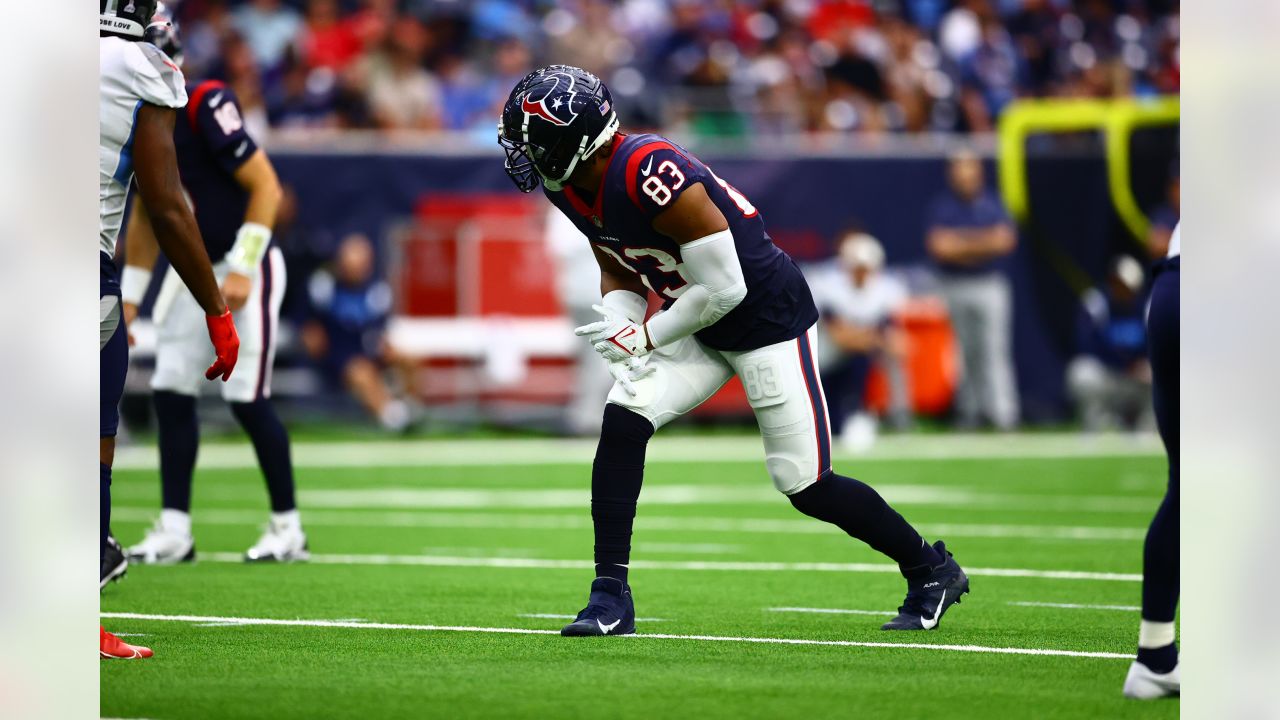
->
(607, 356, 656, 397)
(575, 303, 652, 363)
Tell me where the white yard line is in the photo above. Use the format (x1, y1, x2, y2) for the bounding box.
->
(1008, 601, 1140, 612)
(110, 482, 1159, 513)
(112, 433, 1161, 471)
(112, 506, 1146, 543)
(196, 551, 1141, 582)
(767, 607, 896, 616)
(99, 612, 1131, 660)
(518, 613, 668, 622)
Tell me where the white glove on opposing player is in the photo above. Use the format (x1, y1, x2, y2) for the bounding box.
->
(607, 356, 656, 397)
(575, 303, 652, 363)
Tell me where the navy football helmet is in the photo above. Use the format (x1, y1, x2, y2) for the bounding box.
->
(498, 65, 620, 193)
(144, 3, 183, 64)
(100, 0, 161, 39)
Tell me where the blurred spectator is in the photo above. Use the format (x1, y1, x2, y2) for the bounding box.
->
(220, 33, 273, 142)
(231, 0, 303, 70)
(173, 0, 1178, 137)
(301, 0, 363, 71)
(958, 16, 1024, 132)
(302, 234, 420, 432)
(1067, 256, 1152, 431)
(808, 231, 912, 452)
(360, 17, 443, 130)
(926, 150, 1019, 430)
(1146, 171, 1180, 260)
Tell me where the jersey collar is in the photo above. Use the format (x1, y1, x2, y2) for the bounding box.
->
(561, 133, 626, 229)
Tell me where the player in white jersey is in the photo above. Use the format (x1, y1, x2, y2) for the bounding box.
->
(100, 0, 240, 660)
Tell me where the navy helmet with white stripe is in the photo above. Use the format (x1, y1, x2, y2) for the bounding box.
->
(498, 65, 619, 193)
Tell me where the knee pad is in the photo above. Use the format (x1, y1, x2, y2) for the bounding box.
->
(764, 443, 823, 496)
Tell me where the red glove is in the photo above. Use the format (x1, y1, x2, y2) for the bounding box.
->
(205, 309, 240, 381)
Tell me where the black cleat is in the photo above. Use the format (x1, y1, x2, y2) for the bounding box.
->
(881, 540, 969, 631)
(100, 535, 128, 590)
(560, 577, 636, 637)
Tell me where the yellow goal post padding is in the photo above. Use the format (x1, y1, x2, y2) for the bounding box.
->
(996, 96, 1179, 245)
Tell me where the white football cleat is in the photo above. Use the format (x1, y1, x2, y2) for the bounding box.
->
(244, 517, 310, 562)
(126, 520, 196, 564)
(1123, 661, 1180, 699)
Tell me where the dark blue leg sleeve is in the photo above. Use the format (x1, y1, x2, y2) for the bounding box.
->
(154, 390, 199, 513)
(230, 399, 297, 513)
(591, 404, 655, 584)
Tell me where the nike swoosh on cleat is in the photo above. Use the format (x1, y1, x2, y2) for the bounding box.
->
(596, 618, 621, 635)
(920, 591, 946, 630)
(641, 156, 654, 176)
(208, 91, 224, 107)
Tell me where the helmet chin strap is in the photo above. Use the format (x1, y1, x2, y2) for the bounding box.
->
(538, 114, 620, 191)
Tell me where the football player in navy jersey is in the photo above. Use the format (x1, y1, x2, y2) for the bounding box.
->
(119, 11, 308, 564)
(499, 66, 969, 636)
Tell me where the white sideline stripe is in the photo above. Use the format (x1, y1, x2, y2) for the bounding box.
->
(768, 607, 895, 617)
(198, 551, 1141, 582)
(112, 482, 1161, 514)
(111, 432, 1161, 471)
(99, 612, 1131, 660)
(111, 506, 1146, 542)
(1009, 601, 1140, 612)
(518, 614, 668, 622)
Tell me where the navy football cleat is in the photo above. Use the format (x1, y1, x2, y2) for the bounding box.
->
(100, 534, 128, 590)
(881, 541, 969, 631)
(561, 577, 636, 637)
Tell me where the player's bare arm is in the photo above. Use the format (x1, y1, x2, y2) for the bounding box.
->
(582, 243, 653, 396)
(121, 197, 162, 331)
(223, 149, 284, 311)
(132, 103, 226, 317)
(133, 101, 239, 380)
(927, 223, 1016, 265)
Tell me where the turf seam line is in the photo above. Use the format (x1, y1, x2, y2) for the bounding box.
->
(99, 612, 1133, 660)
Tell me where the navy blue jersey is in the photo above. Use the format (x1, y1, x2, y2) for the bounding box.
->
(545, 133, 817, 351)
(174, 80, 259, 261)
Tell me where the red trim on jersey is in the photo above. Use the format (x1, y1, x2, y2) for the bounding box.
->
(560, 133, 627, 225)
(186, 80, 226, 129)
(624, 140, 690, 209)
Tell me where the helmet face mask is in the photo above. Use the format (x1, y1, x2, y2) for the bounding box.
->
(100, 0, 161, 39)
(497, 65, 619, 193)
(143, 3, 183, 64)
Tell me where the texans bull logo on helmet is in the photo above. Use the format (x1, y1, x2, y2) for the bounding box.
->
(520, 72, 581, 127)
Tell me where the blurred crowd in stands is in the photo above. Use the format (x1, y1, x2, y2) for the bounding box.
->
(171, 0, 1179, 139)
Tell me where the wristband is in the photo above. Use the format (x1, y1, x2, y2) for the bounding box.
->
(601, 289, 647, 324)
(226, 222, 272, 275)
(120, 265, 152, 305)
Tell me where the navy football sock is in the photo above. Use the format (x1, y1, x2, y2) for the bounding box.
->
(1137, 643, 1178, 674)
(591, 404, 655, 584)
(100, 462, 111, 563)
(788, 472, 941, 575)
(154, 390, 199, 513)
(230, 400, 297, 513)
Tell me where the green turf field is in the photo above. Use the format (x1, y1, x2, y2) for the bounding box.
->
(101, 434, 1178, 719)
